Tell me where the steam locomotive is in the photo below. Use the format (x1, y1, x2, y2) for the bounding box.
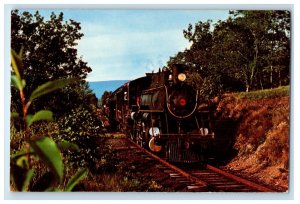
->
(104, 64, 215, 163)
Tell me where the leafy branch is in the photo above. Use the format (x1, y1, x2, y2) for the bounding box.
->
(10, 49, 88, 191)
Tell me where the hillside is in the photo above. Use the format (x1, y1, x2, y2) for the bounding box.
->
(88, 80, 129, 99)
(215, 86, 290, 191)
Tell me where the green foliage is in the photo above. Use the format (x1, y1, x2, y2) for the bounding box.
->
(56, 140, 79, 152)
(46, 81, 96, 118)
(168, 10, 290, 97)
(26, 110, 53, 127)
(10, 50, 87, 191)
(100, 91, 113, 105)
(185, 71, 203, 91)
(65, 168, 88, 192)
(10, 11, 95, 186)
(30, 78, 77, 101)
(30, 137, 64, 183)
(22, 169, 34, 191)
(10, 49, 23, 81)
(11, 112, 19, 118)
(57, 106, 102, 168)
(11, 10, 92, 116)
(11, 75, 26, 91)
(11, 50, 26, 92)
(199, 75, 223, 98)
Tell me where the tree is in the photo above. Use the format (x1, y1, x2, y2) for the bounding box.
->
(168, 20, 215, 97)
(168, 10, 290, 97)
(11, 10, 92, 116)
(181, 20, 213, 75)
(229, 10, 290, 90)
(100, 91, 113, 105)
(211, 18, 255, 92)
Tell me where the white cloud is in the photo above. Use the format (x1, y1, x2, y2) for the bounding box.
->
(77, 27, 191, 81)
(72, 10, 229, 82)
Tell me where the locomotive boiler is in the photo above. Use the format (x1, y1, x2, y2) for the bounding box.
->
(105, 64, 215, 163)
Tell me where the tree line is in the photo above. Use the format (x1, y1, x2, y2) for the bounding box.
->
(168, 10, 290, 98)
(11, 10, 291, 110)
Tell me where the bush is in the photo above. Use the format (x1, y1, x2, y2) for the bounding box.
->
(56, 106, 103, 169)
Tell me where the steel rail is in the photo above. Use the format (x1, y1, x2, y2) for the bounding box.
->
(206, 164, 276, 192)
(127, 137, 276, 192)
(127, 138, 208, 188)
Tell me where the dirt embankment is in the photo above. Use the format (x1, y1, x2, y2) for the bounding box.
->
(215, 94, 290, 191)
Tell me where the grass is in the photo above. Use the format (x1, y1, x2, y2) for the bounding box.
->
(234, 86, 290, 100)
(78, 158, 166, 192)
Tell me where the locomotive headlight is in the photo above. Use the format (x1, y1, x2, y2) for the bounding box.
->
(178, 73, 186, 81)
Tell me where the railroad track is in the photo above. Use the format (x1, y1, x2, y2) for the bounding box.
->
(127, 138, 276, 192)
(189, 165, 276, 192)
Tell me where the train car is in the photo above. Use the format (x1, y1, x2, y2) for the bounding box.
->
(105, 64, 215, 164)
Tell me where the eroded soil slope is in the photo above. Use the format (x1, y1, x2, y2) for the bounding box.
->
(216, 93, 289, 191)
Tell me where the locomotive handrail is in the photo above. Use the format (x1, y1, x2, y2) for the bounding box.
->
(165, 86, 199, 119)
(142, 85, 165, 94)
(139, 109, 165, 113)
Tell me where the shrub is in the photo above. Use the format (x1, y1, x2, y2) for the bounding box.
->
(56, 106, 103, 169)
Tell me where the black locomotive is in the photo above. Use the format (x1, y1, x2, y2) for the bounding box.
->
(104, 64, 215, 163)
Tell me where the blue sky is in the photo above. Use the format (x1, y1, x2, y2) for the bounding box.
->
(34, 10, 230, 81)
